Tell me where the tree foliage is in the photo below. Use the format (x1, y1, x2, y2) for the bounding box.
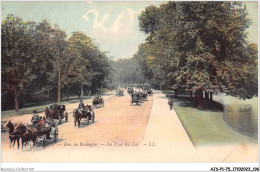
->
(137, 2, 257, 107)
(1, 14, 112, 111)
(2, 15, 37, 111)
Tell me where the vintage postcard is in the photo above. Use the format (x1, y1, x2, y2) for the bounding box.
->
(1, 1, 258, 171)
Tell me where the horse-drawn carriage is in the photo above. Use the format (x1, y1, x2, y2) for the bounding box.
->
(27, 116, 58, 148)
(141, 90, 148, 101)
(3, 119, 58, 150)
(147, 88, 153, 96)
(73, 105, 95, 127)
(92, 96, 104, 107)
(33, 121, 58, 147)
(135, 92, 144, 103)
(130, 93, 141, 105)
(116, 89, 124, 96)
(45, 104, 67, 124)
(127, 87, 134, 94)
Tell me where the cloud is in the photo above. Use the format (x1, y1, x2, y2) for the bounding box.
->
(82, 8, 146, 59)
(82, 10, 109, 31)
(82, 8, 140, 43)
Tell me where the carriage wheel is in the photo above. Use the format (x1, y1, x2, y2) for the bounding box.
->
(58, 116, 61, 125)
(27, 141, 34, 150)
(87, 116, 89, 125)
(54, 128, 58, 142)
(42, 134, 47, 148)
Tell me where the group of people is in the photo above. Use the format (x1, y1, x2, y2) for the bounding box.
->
(31, 111, 46, 125)
(31, 99, 94, 126)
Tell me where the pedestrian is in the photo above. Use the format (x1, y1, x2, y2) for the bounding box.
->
(168, 97, 173, 110)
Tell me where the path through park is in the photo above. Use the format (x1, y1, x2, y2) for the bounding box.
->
(1, 90, 257, 162)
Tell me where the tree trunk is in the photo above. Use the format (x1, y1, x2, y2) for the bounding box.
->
(57, 48, 61, 104)
(80, 85, 84, 98)
(66, 86, 69, 100)
(14, 95, 19, 113)
(195, 89, 203, 109)
(210, 92, 213, 100)
(175, 90, 178, 98)
(190, 91, 193, 98)
(101, 84, 103, 93)
(12, 88, 19, 114)
(205, 91, 209, 100)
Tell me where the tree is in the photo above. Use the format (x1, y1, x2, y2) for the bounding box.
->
(1, 15, 112, 110)
(51, 25, 67, 103)
(60, 42, 89, 99)
(2, 14, 37, 112)
(138, 2, 257, 108)
(68, 32, 94, 97)
(26, 20, 56, 103)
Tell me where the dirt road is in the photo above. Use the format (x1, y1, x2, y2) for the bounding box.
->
(1, 90, 257, 162)
(1, 90, 154, 162)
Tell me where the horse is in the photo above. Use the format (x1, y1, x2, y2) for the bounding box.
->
(13, 122, 52, 150)
(3, 120, 20, 149)
(73, 109, 82, 127)
(12, 122, 31, 150)
(21, 125, 37, 150)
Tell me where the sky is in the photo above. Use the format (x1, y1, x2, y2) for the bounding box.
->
(1, 1, 258, 60)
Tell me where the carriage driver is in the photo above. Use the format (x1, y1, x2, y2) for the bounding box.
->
(31, 111, 40, 125)
(78, 100, 84, 111)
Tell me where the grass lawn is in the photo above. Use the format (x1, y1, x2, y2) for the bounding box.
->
(1, 96, 90, 119)
(163, 90, 256, 146)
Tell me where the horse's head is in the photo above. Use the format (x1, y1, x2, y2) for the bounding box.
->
(3, 119, 12, 128)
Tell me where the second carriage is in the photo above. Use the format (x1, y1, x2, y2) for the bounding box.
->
(45, 104, 67, 124)
(127, 87, 134, 94)
(130, 93, 141, 105)
(116, 89, 124, 96)
(92, 95, 104, 108)
(73, 105, 95, 127)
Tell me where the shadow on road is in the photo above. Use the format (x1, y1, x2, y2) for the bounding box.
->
(75, 121, 98, 128)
